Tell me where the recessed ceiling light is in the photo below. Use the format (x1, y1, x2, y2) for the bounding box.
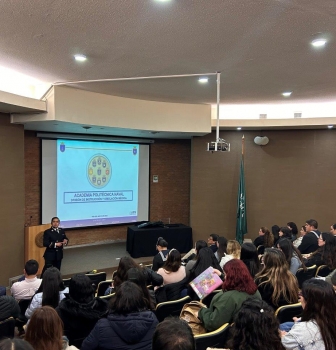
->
(328, 125, 333, 129)
(311, 38, 327, 47)
(74, 54, 87, 62)
(237, 127, 242, 130)
(198, 77, 209, 84)
(282, 91, 292, 97)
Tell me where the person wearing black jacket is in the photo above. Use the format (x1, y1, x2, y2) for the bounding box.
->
(298, 219, 320, 254)
(42, 217, 69, 275)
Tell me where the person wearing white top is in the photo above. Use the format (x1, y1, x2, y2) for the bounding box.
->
(11, 259, 42, 301)
(219, 240, 241, 269)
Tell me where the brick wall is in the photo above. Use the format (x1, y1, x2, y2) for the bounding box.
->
(24, 132, 191, 245)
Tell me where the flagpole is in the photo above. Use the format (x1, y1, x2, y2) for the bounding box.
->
(242, 135, 245, 157)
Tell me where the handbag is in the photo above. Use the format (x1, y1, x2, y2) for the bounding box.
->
(180, 301, 207, 335)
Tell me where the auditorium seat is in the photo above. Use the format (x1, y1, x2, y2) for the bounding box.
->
(0, 317, 15, 338)
(296, 265, 317, 289)
(275, 303, 302, 323)
(315, 265, 333, 278)
(194, 323, 230, 350)
(155, 295, 191, 322)
(96, 280, 112, 297)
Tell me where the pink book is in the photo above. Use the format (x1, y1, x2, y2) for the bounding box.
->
(189, 266, 223, 299)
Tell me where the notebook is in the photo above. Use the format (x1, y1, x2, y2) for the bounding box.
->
(189, 266, 223, 299)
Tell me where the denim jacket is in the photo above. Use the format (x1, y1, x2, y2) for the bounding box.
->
(281, 320, 324, 350)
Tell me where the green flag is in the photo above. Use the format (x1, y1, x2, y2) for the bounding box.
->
(236, 138, 247, 244)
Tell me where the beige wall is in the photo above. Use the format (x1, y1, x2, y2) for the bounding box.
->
(190, 129, 336, 243)
(0, 114, 25, 285)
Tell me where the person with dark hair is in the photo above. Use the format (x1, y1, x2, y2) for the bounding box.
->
(330, 223, 336, 236)
(240, 243, 261, 278)
(304, 232, 336, 269)
(298, 219, 321, 254)
(215, 236, 227, 262)
(25, 267, 68, 319)
(0, 339, 34, 350)
(293, 225, 306, 248)
(25, 306, 77, 350)
(287, 221, 298, 240)
(187, 247, 223, 300)
(281, 279, 336, 350)
(11, 259, 41, 301)
(227, 299, 285, 350)
(198, 259, 261, 331)
(278, 227, 293, 243)
(152, 237, 169, 271)
(105, 256, 163, 295)
(207, 233, 219, 253)
(0, 295, 20, 321)
(185, 240, 207, 278)
(152, 317, 195, 350)
(255, 249, 299, 310)
(277, 238, 305, 275)
(41, 217, 69, 275)
(56, 274, 108, 348)
(82, 281, 158, 350)
(127, 267, 156, 309)
(272, 225, 280, 244)
(254, 227, 273, 248)
(157, 249, 186, 285)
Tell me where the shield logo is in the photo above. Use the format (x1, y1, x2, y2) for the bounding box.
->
(60, 143, 65, 152)
(133, 147, 137, 155)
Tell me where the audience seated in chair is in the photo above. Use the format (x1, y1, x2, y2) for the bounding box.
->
(219, 240, 241, 268)
(10, 260, 41, 301)
(157, 249, 186, 286)
(25, 306, 78, 350)
(207, 234, 219, 253)
(293, 225, 306, 248)
(198, 259, 261, 332)
(25, 267, 68, 319)
(187, 247, 223, 300)
(82, 281, 158, 350)
(255, 249, 299, 310)
(240, 243, 261, 278)
(226, 299, 284, 350)
(56, 274, 108, 348)
(214, 237, 228, 263)
(280, 279, 336, 350)
(184, 240, 207, 279)
(304, 232, 336, 270)
(152, 237, 170, 271)
(277, 239, 305, 275)
(297, 219, 320, 254)
(152, 317, 195, 350)
(105, 256, 163, 295)
(253, 226, 274, 250)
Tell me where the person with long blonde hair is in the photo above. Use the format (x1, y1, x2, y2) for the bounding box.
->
(25, 306, 77, 350)
(255, 248, 299, 310)
(220, 240, 241, 268)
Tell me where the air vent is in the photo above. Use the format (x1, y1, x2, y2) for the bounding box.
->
(294, 112, 302, 118)
(259, 114, 267, 119)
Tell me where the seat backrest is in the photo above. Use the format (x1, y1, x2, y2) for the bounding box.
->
(296, 265, 316, 289)
(85, 272, 107, 291)
(155, 295, 191, 322)
(194, 323, 230, 350)
(315, 265, 333, 278)
(201, 290, 221, 308)
(155, 278, 188, 303)
(96, 280, 113, 297)
(0, 317, 15, 338)
(275, 303, 303, 324)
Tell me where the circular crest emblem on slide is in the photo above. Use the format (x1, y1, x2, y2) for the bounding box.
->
(87, 154, 112, 188)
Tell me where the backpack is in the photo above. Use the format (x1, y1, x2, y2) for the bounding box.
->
(180, 301, 207, 335)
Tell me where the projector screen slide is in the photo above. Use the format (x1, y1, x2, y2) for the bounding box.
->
(42, 139, 149, 229)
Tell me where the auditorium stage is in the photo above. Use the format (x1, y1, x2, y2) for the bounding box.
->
(61, 241, 153, 279)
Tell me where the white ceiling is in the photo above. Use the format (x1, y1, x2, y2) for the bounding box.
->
(0, 0, 336, 105)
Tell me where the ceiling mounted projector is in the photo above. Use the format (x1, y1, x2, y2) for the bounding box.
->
(254, 136, 269, 146)
(206, 140, 230, 152)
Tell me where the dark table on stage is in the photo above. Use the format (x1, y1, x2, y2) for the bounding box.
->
(126, 224, 193, 258)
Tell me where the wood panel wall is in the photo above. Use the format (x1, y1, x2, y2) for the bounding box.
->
(190, 129, 336, 243)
